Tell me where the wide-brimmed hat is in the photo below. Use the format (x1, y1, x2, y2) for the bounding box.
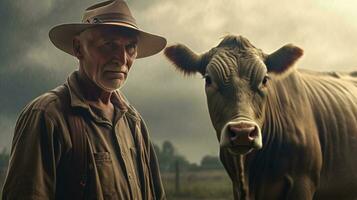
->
(49, 0, 167, 58)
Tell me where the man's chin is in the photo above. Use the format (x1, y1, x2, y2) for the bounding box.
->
(98, 81, 125, 92)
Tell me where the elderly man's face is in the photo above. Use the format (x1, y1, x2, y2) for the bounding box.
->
(75, 26, 138, 91)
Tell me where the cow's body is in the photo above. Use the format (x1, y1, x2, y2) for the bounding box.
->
(165, 35, 357, 199)
(221, 69, 357, 199)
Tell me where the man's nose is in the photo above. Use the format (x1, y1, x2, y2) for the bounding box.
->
(113, 46, 127, 65)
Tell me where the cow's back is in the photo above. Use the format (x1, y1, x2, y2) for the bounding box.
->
(300, 70, 357, 198)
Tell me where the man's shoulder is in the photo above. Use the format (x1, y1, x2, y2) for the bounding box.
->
(22, 85, 67, 116)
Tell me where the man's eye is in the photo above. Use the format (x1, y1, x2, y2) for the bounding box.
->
(126, 43, 137, 54)
(102, 41, 115, 50)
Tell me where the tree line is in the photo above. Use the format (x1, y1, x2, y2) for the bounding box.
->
(154, 140, 224, 172)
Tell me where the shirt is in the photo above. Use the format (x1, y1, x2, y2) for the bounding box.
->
(2, 71, 166, 200)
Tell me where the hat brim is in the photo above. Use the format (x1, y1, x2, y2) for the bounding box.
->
(49, 22, 167, 59)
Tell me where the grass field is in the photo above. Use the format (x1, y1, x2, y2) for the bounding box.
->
(0, 168, 234, 199)
(162, 169, 233, 200)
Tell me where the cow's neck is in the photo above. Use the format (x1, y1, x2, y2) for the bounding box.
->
(245, 69, 310, 191)
(262, 70, 307, 147)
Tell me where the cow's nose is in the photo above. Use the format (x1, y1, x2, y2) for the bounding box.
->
(228, 123, 259, 145)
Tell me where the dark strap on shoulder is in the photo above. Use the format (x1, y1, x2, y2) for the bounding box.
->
(67, 111, 88, 199)
(51, 85, 88, 200)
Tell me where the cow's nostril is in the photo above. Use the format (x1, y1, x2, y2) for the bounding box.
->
(248, 126, 258, 140)
(228, 127, 239, 142)
(228, 130, 236, 138)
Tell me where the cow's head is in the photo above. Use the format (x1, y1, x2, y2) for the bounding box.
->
(165, 35, 303, 155)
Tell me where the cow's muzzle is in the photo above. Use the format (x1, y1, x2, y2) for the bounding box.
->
(220, 120, 263, 155)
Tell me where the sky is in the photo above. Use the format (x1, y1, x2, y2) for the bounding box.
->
(0, 0, 357, 163)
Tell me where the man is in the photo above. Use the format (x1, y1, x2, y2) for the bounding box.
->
(2, 0, 167, 199)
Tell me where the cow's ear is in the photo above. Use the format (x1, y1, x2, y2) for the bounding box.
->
(265, 44, 303, 74)
(164, 44, 206, 75)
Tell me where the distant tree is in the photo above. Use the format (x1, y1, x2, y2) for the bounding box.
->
(158, 140, 175, 171)
(188, 163, 200, 171)
(174, 154, 191, 171)
(200, 155, 224, 170)
(156, 140, 193, 172)
(154, 141, 225, 172)
(162, 141, 174, 157)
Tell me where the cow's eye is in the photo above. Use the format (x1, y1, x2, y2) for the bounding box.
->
(262, 75, 269, 87)
(204, 75, 212, 86)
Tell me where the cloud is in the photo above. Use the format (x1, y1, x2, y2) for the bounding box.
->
(0, 115, 15, 152)
(10, 0, 56, 21)
(130, 0, 357, 69)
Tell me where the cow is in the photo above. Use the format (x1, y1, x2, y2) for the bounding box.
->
(164, 35, 357, 200)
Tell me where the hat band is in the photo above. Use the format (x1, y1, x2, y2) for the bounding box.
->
(83, 13, 138, 28)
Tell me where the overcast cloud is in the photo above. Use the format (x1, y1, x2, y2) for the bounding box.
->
(0, 0, 356, 162)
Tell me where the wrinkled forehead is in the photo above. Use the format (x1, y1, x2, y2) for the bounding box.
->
(206, 37, 267, 79)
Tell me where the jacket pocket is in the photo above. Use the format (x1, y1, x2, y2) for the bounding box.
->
(93, 152, 116, 199)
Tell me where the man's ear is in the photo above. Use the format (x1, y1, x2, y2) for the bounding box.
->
(265, 44, 303, 74)
(164, 44, 206, 75)
(73, 37, 83, 59)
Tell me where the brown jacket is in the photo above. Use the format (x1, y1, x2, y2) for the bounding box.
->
(2, 71, 166, 200)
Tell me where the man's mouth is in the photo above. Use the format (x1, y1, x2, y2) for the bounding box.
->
(106, 70, 126, 74)
(105, 71, 127, 79)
